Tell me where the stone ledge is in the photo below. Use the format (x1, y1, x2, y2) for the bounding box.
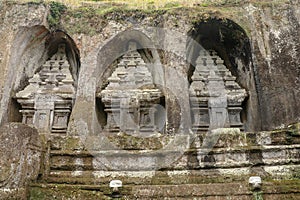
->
(49, 145, 300, 171)
(46, 164, 300, 185)
(49, 124, 300, 151)
(28, 179, 300, 199)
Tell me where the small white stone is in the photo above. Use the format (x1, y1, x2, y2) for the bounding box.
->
(109, 180, 122, 188)
(249, 176, 261, 184)
(71, 171, 83, 177)
(249, 176, 262, 189)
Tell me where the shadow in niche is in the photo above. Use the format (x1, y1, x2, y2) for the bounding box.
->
(187, 18, 253, 131)
(45, 30, 81, 86)
(96, 97, 107, 129)
(241, 95, 249, 125)
(187, 18, 251, 84)
(155, 96, 166, 134)
(2, 25, 49, 125)
(8, 98, 23, 123)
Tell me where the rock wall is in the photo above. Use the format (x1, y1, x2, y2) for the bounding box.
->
(0, 0, 299, 133)
(0, 123, 42, 199)
(245, 1, 300, 130)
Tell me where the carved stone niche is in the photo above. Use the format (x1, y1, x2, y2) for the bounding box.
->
(16, 44, 75, 135)
(97, 42, 163, 136)
(189, 50, 247, 132)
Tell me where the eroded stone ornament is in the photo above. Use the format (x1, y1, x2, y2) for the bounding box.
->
(98, 42, 162, 136)
(16, 44, 75, 135)
(189, 50, 247, 132)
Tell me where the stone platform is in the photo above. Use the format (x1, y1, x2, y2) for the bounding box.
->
(26, 123, 300, 199)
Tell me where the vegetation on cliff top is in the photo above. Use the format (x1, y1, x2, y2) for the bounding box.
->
(7, 0, 288, 34)
(16, 0, 290, 9)
(35, 0, 287, 35)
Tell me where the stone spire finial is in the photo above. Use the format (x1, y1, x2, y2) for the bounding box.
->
(104, 42, 154, 90)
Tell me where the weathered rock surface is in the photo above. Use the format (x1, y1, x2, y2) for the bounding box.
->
(0, 123, 41, 199)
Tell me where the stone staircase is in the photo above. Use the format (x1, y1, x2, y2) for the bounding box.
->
(28, 123, 300, 199)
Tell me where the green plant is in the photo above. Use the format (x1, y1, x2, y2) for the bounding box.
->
(25, 0, 43, 5)
(164, 1, 180, 8)
(47, 1, 67, 28)
(200, 3, 209, 7)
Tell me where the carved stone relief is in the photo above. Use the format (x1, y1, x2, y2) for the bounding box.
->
(189, 50, 247, 132)
(16, 44, 75, 134)
(98, 42, 163, 136)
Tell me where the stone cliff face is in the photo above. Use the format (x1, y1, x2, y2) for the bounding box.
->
(0, 1, 299, 199)
(245, 2, 300, 130)
(0, 1, 299, 132)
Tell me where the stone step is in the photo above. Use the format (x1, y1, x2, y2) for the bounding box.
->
(46, 163, 300, 186)
(46, 169, 247, 185)
(49, 144, 300, 171)
(28, 180, 300, 199)
(127, 181, 300, 199)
